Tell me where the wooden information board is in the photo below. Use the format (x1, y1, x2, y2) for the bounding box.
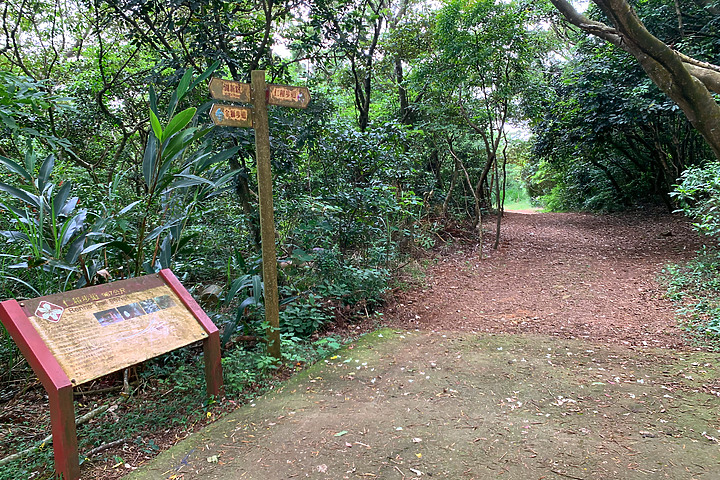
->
(0, 269, 222, 480)
(21, 274, 208, 386)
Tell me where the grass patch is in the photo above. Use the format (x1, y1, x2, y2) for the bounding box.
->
(504, 199, 537, 211)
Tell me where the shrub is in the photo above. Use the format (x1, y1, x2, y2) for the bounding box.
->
(672, 162, 720, 240)
(280, 294, 333, 338)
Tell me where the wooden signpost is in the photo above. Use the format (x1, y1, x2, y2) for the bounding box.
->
(0, 270, 222, 480)
(209, 71, 311, 360)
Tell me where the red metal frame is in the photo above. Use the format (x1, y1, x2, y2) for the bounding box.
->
(0, 270, 223, 479)
(159, 269, 224, 398)
(0, 300, 79, 480)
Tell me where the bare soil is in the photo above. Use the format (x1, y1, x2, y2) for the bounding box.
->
(387, 210, 702, 349)
(122, 210, 720, 480)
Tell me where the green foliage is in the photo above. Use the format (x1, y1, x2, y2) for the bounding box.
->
(672, 162, 720, 240)
(662, 248, 720, 345)
(0, 71, 75, 155)
(280, 294, 332, 338)
(221, 345, 274, 396)
(222, 273, 264, 346)
(0, 146, 119, 292)
(528, 0, 716, 212)
(0, 64, 235, 293)
(221, 334, 343, 396)
(312, 336, 343, 357)
(0, 322, 20, 383)
(0, 445, 53, 480)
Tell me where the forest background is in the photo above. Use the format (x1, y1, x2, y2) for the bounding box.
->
(4, 0, 720, 477)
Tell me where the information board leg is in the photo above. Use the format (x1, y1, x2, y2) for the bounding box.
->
(48, 384, 79, 480)
(203, 331, 223, 398)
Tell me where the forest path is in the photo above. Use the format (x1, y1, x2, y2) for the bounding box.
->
(387, 210, 702, 349)
(125, 211, 720, 480)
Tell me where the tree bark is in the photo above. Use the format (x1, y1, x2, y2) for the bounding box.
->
(395, 56, 410, 123)
(550, 0, 720, 160)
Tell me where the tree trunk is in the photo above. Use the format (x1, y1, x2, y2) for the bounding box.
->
(444, 156, 460, 218)
(395, 56, 410, 124)
(550, 0, 720, 160)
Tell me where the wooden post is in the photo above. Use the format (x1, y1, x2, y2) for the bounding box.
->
(251, 70, 282, 360)
(48, 384, 79, 480)
(209, 75, 309, 360)
(0, 271, 223, 479)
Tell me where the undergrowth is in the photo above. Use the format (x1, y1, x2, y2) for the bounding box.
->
(0, 334, 346, 480)
(661, 246, 720, 349)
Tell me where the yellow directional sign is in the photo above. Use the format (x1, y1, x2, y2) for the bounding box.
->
(209, 104, 253, 128)
(268, 85, 311, 109)
(209, 77, 251, 103)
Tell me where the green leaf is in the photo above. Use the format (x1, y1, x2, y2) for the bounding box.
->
(117, 199, 142, 216)
(0, 111, 17, 129)
(105, 240, 136, 256)
(154, 156, 177, 192)
(23, 145, 36, 173)
(149, 85, 159, 116)
(149, 109, 163, 141)
(169, 174, 215, 190)
(196, 146, 241, 171)
(163, 107, 196, 142)
(166, 90, 179, 119)
(59, 209, 87, 248)
(225, 274, 254, 306)
(252, 275, 263, 302)
(158, 235, 172, 269)
(176, 68, 194, 102)
(80, 241, 111, 255)
(0, 182, 41, 207)
(0, 155, 32, 181)
(142, 134, 159, 187)
(222, 296, 259, 346)
(291, 248, 314, 263)
(189, 60, 221, 92)
(52, 182, 73, 215)
(174, 231, 199, 253)
(161, 128, 196, 164)
(1, 275, 40, 296)
(37, 154, 54, 192)
(208, 170, 238, 190)
(65, 234, 86, 263)
(58, 196, 78, 217)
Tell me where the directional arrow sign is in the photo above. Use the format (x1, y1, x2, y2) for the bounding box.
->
(209, 77, 251, 103)
(209, 104, 253, 128)
(268, 85, 311, 109)
(204, 73, 311, 361)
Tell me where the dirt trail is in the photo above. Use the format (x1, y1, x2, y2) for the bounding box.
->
(388, 210, 702, 348)
(125, 330, 720, 480)
(124, 211, 720, 480)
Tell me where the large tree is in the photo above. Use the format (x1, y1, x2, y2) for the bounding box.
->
(531, 35, 712, 211)
(413, 0, 546, 233)
(550, 0, 720, 160)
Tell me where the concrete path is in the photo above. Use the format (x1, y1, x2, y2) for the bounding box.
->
(124, 329, 720, 480)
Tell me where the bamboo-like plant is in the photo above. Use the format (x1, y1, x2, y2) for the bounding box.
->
(0, 147, 127, 290)
(130, 62, 244, 276)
